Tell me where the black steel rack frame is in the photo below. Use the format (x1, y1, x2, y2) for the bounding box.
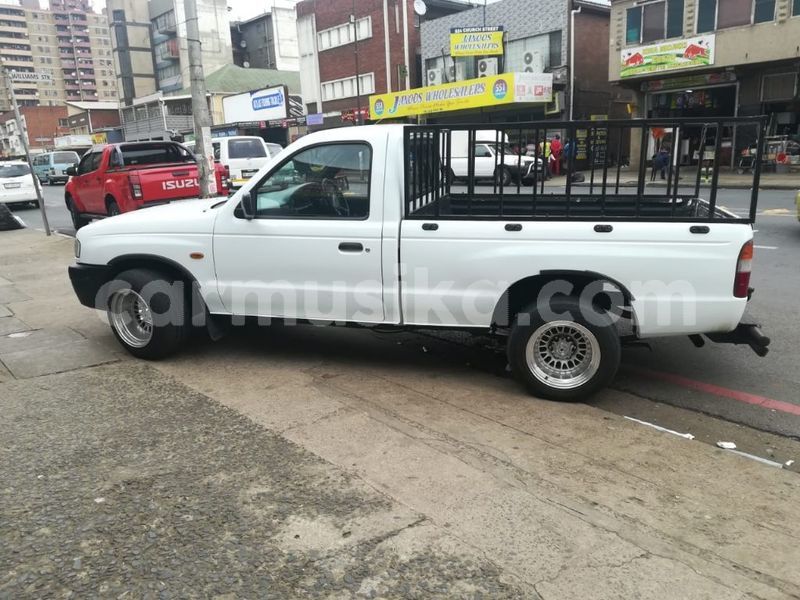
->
(403, 117, 766, 223)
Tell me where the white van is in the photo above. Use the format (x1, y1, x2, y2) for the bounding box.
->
(448, 130, 542, 186)
(185, 136, 282, 189)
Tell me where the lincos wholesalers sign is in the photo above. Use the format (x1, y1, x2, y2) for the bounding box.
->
(450, 26, 504, 57)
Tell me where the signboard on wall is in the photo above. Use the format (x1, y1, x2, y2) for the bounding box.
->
(450, 26, 504, 57)
(223, 85, 288, 123)
(369, 72, 552, 120)
(620, 35, 715, 79)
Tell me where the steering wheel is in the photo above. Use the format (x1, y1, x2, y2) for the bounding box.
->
(321, 178, 350, 217)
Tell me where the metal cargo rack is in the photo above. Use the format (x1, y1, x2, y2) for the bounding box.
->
(404, 116, 767, 224)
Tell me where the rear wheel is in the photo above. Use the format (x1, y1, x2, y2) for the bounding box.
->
(107, 199, 121, 216)
(508, 296, 621, 401)
(66, 196, 90, 230)
(496, 167, 512, 187)
(107, 268, 188, 360)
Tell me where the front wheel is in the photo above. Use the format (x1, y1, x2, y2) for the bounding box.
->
(66, 196, 90, 230)
(106, 268, 188, 360)
(496, 167, 512, 187)
(508, 297, 621, 401)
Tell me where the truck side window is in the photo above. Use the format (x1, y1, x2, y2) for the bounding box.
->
(245, 143, 371, 220)
(77, 152, 98, 175)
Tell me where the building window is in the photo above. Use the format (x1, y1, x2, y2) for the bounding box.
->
(794, 0, 800, 15)
(317, 16, 371, 51)
(642, 1, 666, 41)
(506, 33, 553, 73)
(549, 30, 562, 66)
(321, 72, 375, 101)
(753, 0, 775, 22)
(696, 0, 718, 31)
(717, 0, 751, 28)
(627, 0, 684, 44)
(666, 0, 684, 37)
(626, 6, 642, 43)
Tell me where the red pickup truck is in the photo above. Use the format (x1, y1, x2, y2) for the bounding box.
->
(65, 141, 230, 230)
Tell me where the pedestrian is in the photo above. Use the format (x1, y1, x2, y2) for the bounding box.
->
(550, 134, 562, 176)
(539, 138, 552, 179)
(652, 147, 669, 181)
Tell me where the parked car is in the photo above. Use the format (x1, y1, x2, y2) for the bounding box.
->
(0, 162, 39, 207)
(185, 136, 282, 189)
(448, 130, 542, 186)
(68, 120, 770, 401)
(32, 151, 80, 185)
(64, 141, 230, 230)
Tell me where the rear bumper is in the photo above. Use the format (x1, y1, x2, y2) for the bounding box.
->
(0, 190, 37, 203)
(68, 263, 111, 309)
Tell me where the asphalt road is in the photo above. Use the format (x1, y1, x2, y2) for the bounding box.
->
(7, 185, 800, 439)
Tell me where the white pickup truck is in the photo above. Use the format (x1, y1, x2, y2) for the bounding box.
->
(68, 118, 770, 401)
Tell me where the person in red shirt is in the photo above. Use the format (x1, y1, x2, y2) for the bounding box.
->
(550, 134, 563, 176)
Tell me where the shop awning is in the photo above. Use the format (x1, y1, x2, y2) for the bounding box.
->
(369, 72, 553, 120)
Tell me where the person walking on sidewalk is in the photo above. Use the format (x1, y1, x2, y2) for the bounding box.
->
(550, 134, 562, 176)
(539, 138, 553, 179)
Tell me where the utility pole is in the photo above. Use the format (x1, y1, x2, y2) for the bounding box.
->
(350, 2, 362, 126)
(1, 64, 50, 235)
(184, 0, 216, 197)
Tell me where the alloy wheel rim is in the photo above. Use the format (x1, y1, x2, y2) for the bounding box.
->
(525, 321, 601, 390)
(108, 289, 153, 348)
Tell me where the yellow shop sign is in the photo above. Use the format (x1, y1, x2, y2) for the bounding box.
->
(450, 26, 504, 57)
(369, 72, 552, 120)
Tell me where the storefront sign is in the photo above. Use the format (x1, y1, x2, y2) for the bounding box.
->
(223, 85, 288, 123)
(450, 26, 504, 57)
(369, 72, 552, 120)
(620, 35, 715, 79)
(640, 71, 735, 92)
(306, 113, 324, 126)
(90, 132, 107, 144)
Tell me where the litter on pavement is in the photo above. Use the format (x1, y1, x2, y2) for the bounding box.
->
(717, 441, 737, 450)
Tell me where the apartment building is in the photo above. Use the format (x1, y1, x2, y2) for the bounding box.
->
(0, 0, 118, 112)
(295, 0, 470, 127)
(231, 0, 299, 71)
(609, 0, 800, 161)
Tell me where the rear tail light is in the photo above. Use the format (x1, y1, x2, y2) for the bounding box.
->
(221, 164, 231, 192)
(733, 240, 753, 298)
(129, 174, 142, 200)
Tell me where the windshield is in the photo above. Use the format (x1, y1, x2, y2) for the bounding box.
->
(52, 152, 79, 164)
(228, 139, 267, 159)
(0, 164, 31, 177)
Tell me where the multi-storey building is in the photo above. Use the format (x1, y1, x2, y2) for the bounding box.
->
(0, 0, 118, 112)
(295, 0, 471, 127)
(149, 0, 232, 94)
(230, 1, 300, 72)
(0, 105, 69, 156)
(107, 0, 233, 101)
(609, 0, 800, 163)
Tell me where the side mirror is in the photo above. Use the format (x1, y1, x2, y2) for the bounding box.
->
(66, 166, 77, 176)
(241, 189, 256, 220)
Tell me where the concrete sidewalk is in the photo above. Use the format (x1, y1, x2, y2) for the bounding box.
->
(564, 168, 799, 190)
(2, 228, 800, 599)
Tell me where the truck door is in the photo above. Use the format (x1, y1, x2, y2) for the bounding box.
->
(72, 150, 105, 213)
(213, 141, 385, 323)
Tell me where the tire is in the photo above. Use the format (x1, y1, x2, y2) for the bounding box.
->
(106, 268, 189, 360)
(66, 196, 90, 230)
(107, 199, 121, 217)
(30, 199, 39, 208)
(508, 296, 621, 401)
(496, 167, 512, 187)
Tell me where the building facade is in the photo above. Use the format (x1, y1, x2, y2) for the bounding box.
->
(0, 0, 117, 111)
(0, 105, 69, 157)
(149, 0, 232, 94)
(609, 0, 800, 162)
(295, 0, 470, 127)
(107, 0, 157, 106)
(231, 1, 299, 72)
(418, 0, 616, 124)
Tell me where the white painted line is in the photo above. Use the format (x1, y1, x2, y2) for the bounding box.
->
(624, 416, 695, 440)
(754, 245, 777, 250)
(726, 449, 783, 468)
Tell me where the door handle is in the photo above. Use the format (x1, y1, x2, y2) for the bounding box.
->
(338, 242, 363, 253)
(690, 226, 710, 234)
(422, 223, 439, 231)
(594, 224, 613, 233)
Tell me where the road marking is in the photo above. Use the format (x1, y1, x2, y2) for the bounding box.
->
(629, 367, 800, 417)
(754, 245, 777, 250)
